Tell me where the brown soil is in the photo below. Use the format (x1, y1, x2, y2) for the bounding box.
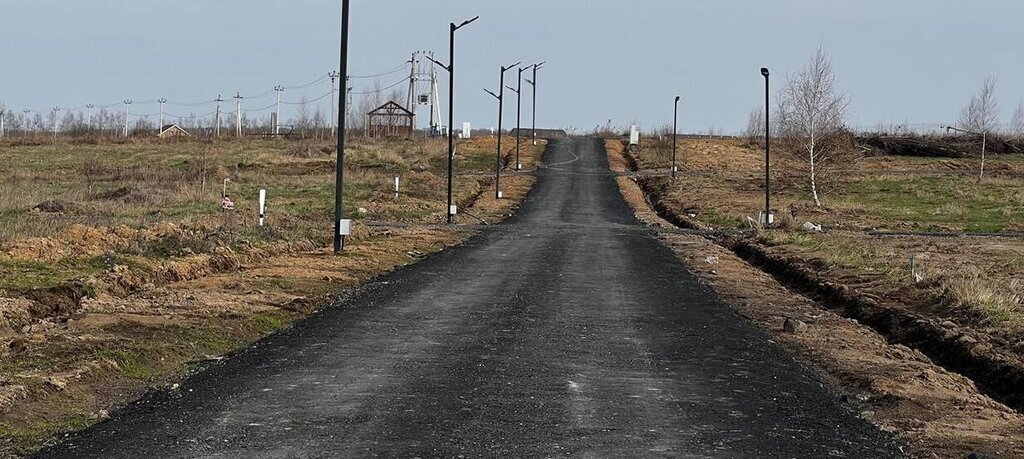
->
(608, 139, 1024, 458)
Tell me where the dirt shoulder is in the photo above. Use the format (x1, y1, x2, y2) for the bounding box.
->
(607, 139, 1024, 458)
(0, 137, 543, 456)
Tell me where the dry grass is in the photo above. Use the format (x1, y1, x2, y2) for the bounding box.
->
(0, 134, 544, 455)
(942, 268, 1024, 325)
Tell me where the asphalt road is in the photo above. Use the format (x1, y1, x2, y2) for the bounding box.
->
(39, 138, 902, 458)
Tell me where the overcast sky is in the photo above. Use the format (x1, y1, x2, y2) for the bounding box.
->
(2, 0, 1023, 133)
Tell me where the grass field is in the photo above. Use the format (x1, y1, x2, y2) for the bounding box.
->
(630, 137, 1024, 328)
(0, 134, 543, 455)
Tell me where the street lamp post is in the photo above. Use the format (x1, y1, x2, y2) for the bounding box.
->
(672, 96, 680, 179)
(333, 0, 352, 253)
(427, 16, 479, 224)
(514, 67, 525, 170)
(528, 62, 545, 146)
(484, 62, 520, 200)
(760, 67, 771, 226)
(944, 125, 988, 183)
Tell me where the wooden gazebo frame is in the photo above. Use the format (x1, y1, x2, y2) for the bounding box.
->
(366, 101, 414, 138)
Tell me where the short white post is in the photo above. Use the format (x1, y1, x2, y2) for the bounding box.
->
(394, 176, 400, 199)
(258, 188, 267, 226)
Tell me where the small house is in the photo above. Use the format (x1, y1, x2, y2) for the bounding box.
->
(158, 124, 191, 139)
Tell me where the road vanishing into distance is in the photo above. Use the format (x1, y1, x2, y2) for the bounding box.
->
(39, 139, 902, 458)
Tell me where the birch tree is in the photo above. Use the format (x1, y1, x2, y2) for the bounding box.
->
(777, 47, 849, 207)
(745, 106, 765, 146)
(957, 76, 999, 181)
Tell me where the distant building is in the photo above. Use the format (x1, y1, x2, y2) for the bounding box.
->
(158, 124, 191, 139)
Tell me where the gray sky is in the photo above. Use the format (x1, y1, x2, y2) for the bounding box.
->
(2, 0, 1023, 133)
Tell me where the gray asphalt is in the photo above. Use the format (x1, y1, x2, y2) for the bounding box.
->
(38, 138, 903, 458)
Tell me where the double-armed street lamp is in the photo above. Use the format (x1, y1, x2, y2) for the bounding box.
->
(672, 96, 680, 179)
(484, 61, 521, 200)
(427, 16, 479, 223)
(760, 67, 772, 226)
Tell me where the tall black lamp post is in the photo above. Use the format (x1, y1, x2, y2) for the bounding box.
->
(333, 0, 351, 254)
(509, 67, 526, 170)
(672, 95, 680, 179)
(484, 62, 520, 200)
(760, 67, 771, 226)
(427, 16, 479, 224)
(526, 62, 545, 145)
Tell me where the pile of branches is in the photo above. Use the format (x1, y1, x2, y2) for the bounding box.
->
(858, 134, 1024, 158)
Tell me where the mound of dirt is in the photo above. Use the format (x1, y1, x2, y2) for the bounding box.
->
(0, 297, 34, 332)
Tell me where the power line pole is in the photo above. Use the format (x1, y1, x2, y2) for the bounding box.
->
(123, 99, 132, 138)
(22, 109, 31, 135)
(214, 95, 223, 138)
(52, 106, 61, 139)
(329, 71, 340, 137)
(85, 104, 94, 130)
(234, 92, 243, 137)
(0, 109, 5, 140)
(274, 85, 284, 135)
(157, 98, 167, 134)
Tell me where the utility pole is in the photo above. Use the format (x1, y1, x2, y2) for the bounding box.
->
(0, 109, 5, 140)
(85, 104, 94, 131)
(51, 106, 61, 139)
(426, 15, 479, 224)
(527, 62, 545, 145)
(274, 85, 284, 135)
(157, 98, 167, 134)
(329, 71, 340, 137)
(233, 92, 243, 137)
(123, 99, 132, 138)
(22, 109, 31, 135)
(214, 95, 223, 138)
(484, 62, 520, 200)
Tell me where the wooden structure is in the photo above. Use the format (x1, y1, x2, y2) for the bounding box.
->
(367, 101, 414, 138)
(158, 124, 191, 138)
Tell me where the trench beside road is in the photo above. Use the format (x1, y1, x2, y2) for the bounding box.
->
(38, 138, 902, 457)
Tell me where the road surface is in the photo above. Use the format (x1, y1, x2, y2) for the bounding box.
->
(40, 138, 902, 458)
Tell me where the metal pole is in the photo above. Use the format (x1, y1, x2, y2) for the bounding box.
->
(515, 67, 523, 170)
(531, 63, 543, 145)
(214, 95, 223, 138)
(334, 0, 350, 253)
(123, 100, 132, 138)
(496, 70, 506, 199)
(329, 71, 340, 137)
(158, 98, 167, 134)
(673, 96, 679, 179)
(86, 104, 94, 131)
(274, 85, 284, 135)
(52, 107, 60, 139)
(446, 22, 456, 224)
(234, 92, 243, 137)
(761, 68, 771, 226)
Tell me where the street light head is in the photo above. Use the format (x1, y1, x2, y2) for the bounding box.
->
(760, 67, 770, 77)
(455, 16, 479, 30)
(675, 96, 681, 103)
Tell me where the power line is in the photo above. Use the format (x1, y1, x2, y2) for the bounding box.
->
(349, 77, 411, 95)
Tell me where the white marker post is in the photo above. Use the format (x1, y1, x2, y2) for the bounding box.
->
(394, 176, 400, 199)
(258, 188, 267, 226)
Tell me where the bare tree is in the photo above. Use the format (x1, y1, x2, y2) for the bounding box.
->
(958, 76, 999, 133)
(957, 76, 999, 181)
(745, 106, 765, 145)
(1011, 100, 1024, 139)
(777, 47, 849, 207)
